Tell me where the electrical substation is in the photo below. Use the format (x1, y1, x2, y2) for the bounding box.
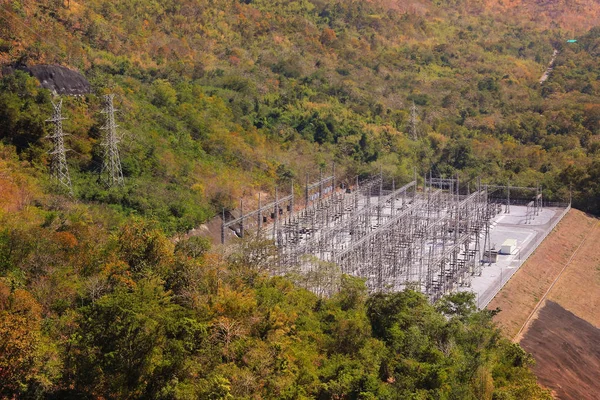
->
(223, 169, 570, 303)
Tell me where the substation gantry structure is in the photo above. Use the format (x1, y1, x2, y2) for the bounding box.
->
(486, 184, 543, 224)
(221, 169, 544, 301)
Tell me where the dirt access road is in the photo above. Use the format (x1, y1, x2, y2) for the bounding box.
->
(539, 49, 558, 84)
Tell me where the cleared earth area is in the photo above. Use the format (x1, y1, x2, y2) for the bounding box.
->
(487, 209, 600, 398)
(520, 301, 600, 400)
(488, 209, 598, 337)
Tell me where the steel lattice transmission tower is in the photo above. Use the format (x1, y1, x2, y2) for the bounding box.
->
(410, 101, 419, 140)
(46, 99, 73, 194)
(100, 94, 124, 187)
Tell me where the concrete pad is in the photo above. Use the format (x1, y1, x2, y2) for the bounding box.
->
(459, 205, 569, 308)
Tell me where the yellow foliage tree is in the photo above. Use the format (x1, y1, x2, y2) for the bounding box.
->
(0, 282, 43, 394)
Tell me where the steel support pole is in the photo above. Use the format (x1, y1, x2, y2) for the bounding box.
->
(240, 199, 244, 238)
(221, 208, 226, 244)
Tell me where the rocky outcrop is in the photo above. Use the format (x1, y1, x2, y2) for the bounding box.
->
(2, 63, 91, 96)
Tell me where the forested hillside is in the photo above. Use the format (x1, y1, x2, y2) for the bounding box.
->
(1, 0, 600, 227)
(1, 0, 599, 398)
(0, 154, 552, 398)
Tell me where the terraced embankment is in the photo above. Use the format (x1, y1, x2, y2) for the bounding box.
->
(487, 209, 600, 399)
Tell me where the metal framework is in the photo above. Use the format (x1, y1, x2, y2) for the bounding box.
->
(486, 184, 542, 220)
(100, 94, 124, 187)
(46, 99, 73, 194)
(225, 168, 547, 301)
(410, 101, 419, 140)
(221, 166, 336, 244)
(313, 177, 494, 300)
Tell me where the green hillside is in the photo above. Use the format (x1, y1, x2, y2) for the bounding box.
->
(2, 0, 600, 228)
(1, 0, 599, 397)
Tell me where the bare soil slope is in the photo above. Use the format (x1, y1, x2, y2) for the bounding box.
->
(520, 301, 600, 400)
(488, 208, 600, 398)
(488, 209, 597, 338)
(546, 221, 600, 328)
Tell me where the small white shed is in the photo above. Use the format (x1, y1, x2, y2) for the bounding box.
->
(500, 239, 517, 255)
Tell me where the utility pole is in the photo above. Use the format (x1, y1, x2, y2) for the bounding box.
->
(410, 101, 418, 140)
(100, 94, 124, 187)
(46, 99, 73, 194)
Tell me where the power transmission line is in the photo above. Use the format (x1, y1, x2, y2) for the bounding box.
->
(410, 101, 419, 140)
(46, 98, 73, 194)
(100, 94, 124, 187)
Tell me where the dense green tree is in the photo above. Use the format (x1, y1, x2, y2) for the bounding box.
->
(0, 71, 50, 159)
(69, 278, 207, 399)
